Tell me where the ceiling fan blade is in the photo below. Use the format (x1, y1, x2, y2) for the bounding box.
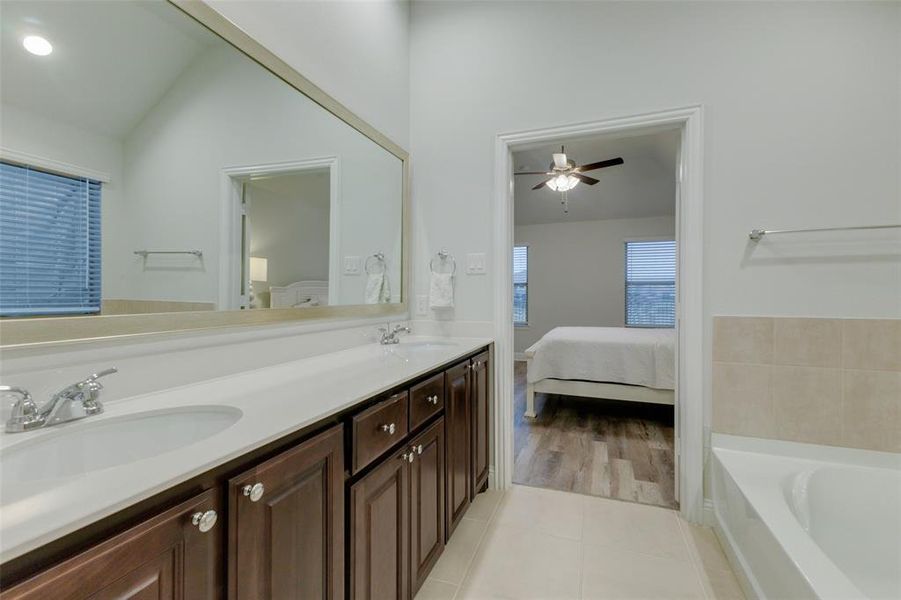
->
(572, 173, 600, 185)
(532, 179, 551, 190)
(552, 153, 568, 169)
(514, 171, 551, 175)
(576, 157, 624, 172)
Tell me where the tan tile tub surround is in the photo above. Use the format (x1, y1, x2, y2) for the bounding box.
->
(713, 317, 901, 453)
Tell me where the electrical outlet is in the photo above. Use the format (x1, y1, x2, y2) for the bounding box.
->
(343, 256, 362, 275)
(416, 294, 428, 316)
(466, 252, 487, 275)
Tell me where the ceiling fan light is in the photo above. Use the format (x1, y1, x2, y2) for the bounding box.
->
(546, 174, 579, 192)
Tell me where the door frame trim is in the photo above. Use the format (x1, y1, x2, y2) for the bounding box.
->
(491, 105, 705, 522)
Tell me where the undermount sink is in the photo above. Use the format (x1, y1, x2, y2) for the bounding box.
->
(0, 406, 242, 486)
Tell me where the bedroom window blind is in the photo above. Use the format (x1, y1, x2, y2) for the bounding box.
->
(0, 161, 102, 317)
(625, 240, 675, 328)
(513, 245, 528, 325)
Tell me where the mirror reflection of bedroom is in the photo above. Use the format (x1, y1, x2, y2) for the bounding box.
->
(512, 129, 680, 509)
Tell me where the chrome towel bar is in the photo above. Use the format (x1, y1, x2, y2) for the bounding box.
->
(749, 224, 901, 241)
(134, 249, 203, 257)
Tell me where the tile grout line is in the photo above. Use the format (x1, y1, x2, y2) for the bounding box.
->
(675, 514, 715, 599)
(449, 490, 505, 598)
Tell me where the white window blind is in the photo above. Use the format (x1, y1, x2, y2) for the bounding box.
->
(625, 240, 675, 328)
(513, 245, 528, 325)
(0, 161, 102, 316)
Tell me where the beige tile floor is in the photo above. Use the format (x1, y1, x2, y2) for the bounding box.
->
(416, 485, 745, 600)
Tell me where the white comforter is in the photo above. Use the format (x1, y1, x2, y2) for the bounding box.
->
(525, 327, 675, 390)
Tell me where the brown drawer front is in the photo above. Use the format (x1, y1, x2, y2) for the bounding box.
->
(352, 392, 410, 473)
(410, 373, 444, 430)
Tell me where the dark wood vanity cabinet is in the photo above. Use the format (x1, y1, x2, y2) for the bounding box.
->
(350, 417, 445, 600)
(349, 445, 410, 600)
(471, 351, 491, 499)
(228, 424, 344, 600)
(1, 348, 490, 600)
(0, 488, 223, 600)
(444, 361, 472, 538)
(409, 419, 445, 594)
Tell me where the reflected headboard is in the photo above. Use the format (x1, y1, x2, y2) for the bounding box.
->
(269, 280, 329, 308)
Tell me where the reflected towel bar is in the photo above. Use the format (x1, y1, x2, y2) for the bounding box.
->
(134, 249, 203, 257)
(749, 224, 901, 241)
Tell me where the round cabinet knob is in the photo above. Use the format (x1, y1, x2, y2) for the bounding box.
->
(381, 423, 396, 435)
(407, 452, 415, 463)
(416, 444, 423, 455)
(428, 395, 439, 405)
(242, 482, 265, 502)
(191, 509, 218, 533)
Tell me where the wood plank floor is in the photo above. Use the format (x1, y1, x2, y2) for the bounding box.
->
(513, 361, 678, 509)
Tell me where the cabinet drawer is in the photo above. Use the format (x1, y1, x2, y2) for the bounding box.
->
(409, 373, 444, 431)
(352, 391, 409, 473)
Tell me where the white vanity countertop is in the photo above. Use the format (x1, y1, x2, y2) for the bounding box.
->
(0, 336, 491, 563)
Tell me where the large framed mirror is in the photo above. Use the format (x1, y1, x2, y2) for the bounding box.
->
(0, 0, 409, 347)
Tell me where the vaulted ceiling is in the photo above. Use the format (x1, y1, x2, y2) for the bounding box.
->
(0, 0, 216, 139)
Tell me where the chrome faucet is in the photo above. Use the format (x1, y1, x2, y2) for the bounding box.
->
(3, 368, 117, 433)
(378, 323, 411, 345)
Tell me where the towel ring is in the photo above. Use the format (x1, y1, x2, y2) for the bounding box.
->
(429, 249, 456, 275)
(365, 252, 386, 275)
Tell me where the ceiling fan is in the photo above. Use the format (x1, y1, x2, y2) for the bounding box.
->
(515, 146, 624, 192)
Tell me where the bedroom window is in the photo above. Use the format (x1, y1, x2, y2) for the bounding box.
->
(0, 161, 102, 317)
(625, 239, 675, 328)
(513, 244, 528, 326)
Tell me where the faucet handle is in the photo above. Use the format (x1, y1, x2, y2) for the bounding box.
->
(78, 367, 118, 390)
(2, 386, 41, 432)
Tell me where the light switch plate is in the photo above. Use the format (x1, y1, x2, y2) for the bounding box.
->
(343, 256, 362, 275)
(466, 252, 487, 275)
(416, 294, 428, 316)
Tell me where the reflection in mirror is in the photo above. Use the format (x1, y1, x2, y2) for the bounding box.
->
(0, 0, 403, 319)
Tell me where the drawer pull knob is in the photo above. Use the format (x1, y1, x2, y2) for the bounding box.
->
(381, 423, 396, 435)
(416, 444, 423, 455)
(407, 452, 415, 463)
(242, 482, 265, 502)
(191, 509, 218, 533)
(401, 452, 413, 463)
(427, 395, 438, 405)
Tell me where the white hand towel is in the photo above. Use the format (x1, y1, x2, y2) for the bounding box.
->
(365, 273, 384, 304)
(429, 272, 454, 308)
(379, 272, 391, 303)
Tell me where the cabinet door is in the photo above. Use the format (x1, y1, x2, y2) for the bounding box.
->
(409, 418, 445, 594)
(0, 489, 223, 600)
(471, 352, 491, 497)
(350, 448, 410, 600)
(444, 362, 471, 539)
(229, 424, 344, 600)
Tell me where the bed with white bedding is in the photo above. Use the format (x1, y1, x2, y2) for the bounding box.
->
(523, 326, 675, 418)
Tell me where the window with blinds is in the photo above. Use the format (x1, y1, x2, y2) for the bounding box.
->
(625, 240, 675, 328)
(513, 245, 528, 325)
(0, 161, 102, 317)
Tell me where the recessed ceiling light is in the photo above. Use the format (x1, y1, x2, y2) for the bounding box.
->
(23, 35, 52, 56)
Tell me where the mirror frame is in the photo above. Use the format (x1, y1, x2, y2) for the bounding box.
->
(0, 0, 410, 348)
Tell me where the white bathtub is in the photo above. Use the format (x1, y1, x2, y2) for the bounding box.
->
(711, 434, 901, 600)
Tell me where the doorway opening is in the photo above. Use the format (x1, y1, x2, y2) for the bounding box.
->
(510, 130, 680, 508)
(492, 107, 705, 522)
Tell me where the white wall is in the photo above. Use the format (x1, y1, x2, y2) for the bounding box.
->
(514, 216, 675, 352)
(411, 1, 900, 325)
(117, 44, 402, 306)
(206, 0, 410, 150)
